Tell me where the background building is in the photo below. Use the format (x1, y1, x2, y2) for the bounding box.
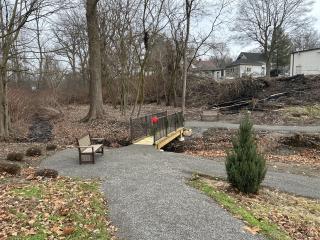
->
(290, 48, 320, 76)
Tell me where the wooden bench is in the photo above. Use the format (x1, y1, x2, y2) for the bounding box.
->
(76, 135, 104, 164)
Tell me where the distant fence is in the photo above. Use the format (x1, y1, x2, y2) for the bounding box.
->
(130, 111, 184, 144)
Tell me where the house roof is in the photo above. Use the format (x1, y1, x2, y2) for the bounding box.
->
(226, 52, 266, 67)
(292, 47, 320, 54)
(192, 60, 220, 71)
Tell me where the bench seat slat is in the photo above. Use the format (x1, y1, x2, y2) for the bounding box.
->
(81, 144, 103, 153)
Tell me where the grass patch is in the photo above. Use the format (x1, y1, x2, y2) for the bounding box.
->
(189, 176, 320, 240)
(0, 176, 113, 239)
(189, 178, 290, 240)
(284, 104, 320, 119)
(12, 186, 44, 199)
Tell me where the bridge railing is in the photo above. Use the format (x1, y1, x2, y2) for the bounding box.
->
(130, 111, 167, 141)
(153, 111, 184, 143)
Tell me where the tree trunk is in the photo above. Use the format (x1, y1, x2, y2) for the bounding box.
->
(83, 0, 104, 121)
(181, 0, 192, 115)
(0, 65, 9, 140)
(266, 57, 271, 77)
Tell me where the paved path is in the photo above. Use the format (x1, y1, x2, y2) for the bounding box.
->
(41, 146, 320, 240)
(186, 121, 320, 134)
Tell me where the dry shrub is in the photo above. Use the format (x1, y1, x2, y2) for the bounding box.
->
(0, 161, 21, 175)
(35, 168, 58, 178)
(46, 144, 57, 151)
(58, 87, 89, 105)
(8, 87, 61, 123)
(26, 147, 42, 157)
(217, 77, 268, 103)
(34, 89, 61, 108)
(186, 75, 271, 107)
(8, 88, 35, 122)
(6, 152, 24, 162)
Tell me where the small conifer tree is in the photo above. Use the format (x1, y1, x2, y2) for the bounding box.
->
(226, 114, 267, 193)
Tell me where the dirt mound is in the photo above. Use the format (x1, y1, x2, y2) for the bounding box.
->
(187, 74, 320, 110)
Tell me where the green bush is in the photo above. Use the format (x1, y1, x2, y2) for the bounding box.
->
(26, 147, 42, 157)
(226, 114, 267, 193)
(7, 152, 24, 161)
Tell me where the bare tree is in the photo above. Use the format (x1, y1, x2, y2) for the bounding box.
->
(167, 0, 228, 114)
(291, 27, 320, 51)
(0, 0, 38, 139)
(54, 9, 88, 87)
(208, 42, 233, 68)
(99, 0, 138, 115)
(235, 0, 313, 77)
(131, 0, 167, 116)
(83, 0, 104, 121)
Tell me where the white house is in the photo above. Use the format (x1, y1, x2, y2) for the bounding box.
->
(191, 60, 226, 80)
(290, 48, 320, 76)
(225, 52, 266, 79)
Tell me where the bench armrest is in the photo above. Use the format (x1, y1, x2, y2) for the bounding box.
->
(91, 138, 104, 144)
(91, 137, 104, 140)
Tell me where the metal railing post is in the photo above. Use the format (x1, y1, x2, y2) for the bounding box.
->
(145, 116, 148, 136)
(129, 117, 133, 141)
(153, 124, 156, 145)
(175, 113, 177, 131)
(167, 111, 169, 136)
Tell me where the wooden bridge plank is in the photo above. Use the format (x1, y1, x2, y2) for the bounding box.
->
(155, 127, 184, 149)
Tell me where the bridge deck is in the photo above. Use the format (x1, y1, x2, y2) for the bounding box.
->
(133, 136, 154, 146)
(133, 127, 184, 149)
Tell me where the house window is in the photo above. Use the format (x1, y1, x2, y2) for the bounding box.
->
(296, 66, 302, 74)
(247, 67, 251, 72)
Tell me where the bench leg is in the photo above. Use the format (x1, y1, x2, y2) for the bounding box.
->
(92, 152, 95, 164)
(79, 153, 82, 164)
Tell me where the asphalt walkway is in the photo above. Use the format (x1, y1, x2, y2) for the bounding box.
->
(41, 145, 320, 240)
(186, 121, 320, 134)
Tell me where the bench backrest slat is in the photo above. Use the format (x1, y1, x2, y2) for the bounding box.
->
(78, 135, 91, 146)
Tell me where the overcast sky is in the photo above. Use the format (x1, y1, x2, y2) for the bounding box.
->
(203, 0, 320, 59)
(311, 0, 320, 31)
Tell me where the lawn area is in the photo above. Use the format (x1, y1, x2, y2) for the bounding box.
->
(0, 171, 115, 240)
(189, 175, 320, 240)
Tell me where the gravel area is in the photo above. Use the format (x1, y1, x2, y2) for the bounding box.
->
(40, 145, 320, 239)
(41, 145, 267, 240)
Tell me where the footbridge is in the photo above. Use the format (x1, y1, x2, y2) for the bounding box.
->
(130, 111, 184, 149)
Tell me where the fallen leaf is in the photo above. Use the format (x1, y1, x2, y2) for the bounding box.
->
(63, 226, 75, 235)
(243, 226, 261, 235)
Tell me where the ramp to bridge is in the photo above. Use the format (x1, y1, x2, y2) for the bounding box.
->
(134, 136, 154, 146)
